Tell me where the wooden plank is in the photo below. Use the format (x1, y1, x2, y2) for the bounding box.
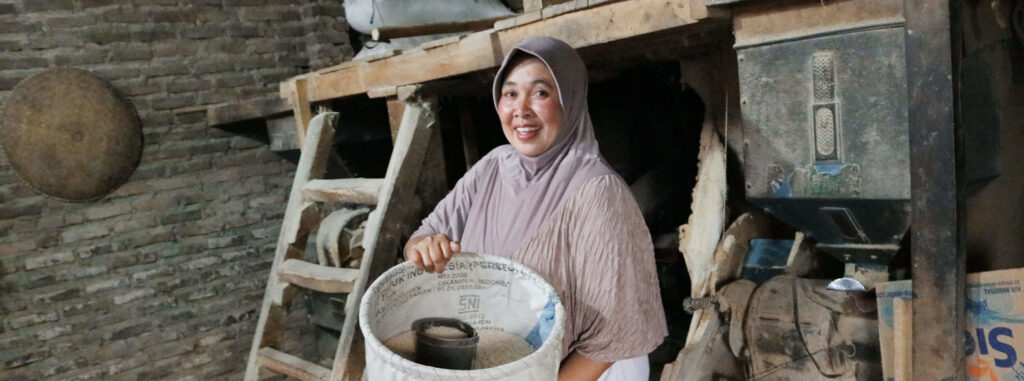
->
(385, 98, 407, 143)
(539, 0, 628, 20)
(679, 119, 727, 345)
(301, 178, 383, 205)
(540, 0, 587, 19)
(366, 86, 397, 99)
(205, 96, 291, 127)
(330, 99, 439, 381)
(416, 113, 449, 224)
(419, 35, 463, 50)
(257, 347, 331, 381)
(684, 0, 729, 21)
(732, 0, 904, 48)
(287, 0, 704, 102)
(703, 0, 744, 5)
(269, 281, 296, 308)
(285, 201, 319, 245)
(173, 105, 208, 115)
(524, 0, 574, 12)
(784, 231, 814, 277)
(494, 11, 541, 30)
(371, 15, 513, 41)
(905, 0, 965, 379)
(244, 112, 338, 381)
(277, 259, 361, 293)
(459, 101, 480, 168)
(893, 297, 912, 381)
(503, 0, 698, 78)
(289, 77, 314, 147)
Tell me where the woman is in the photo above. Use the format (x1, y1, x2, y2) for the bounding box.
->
(404, 36, 667, 381)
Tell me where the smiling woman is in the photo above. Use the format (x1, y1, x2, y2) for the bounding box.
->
(497, 56, 564, 157)
(404, 36, 668, 381)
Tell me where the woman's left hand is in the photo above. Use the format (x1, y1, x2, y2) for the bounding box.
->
(404, 234, 461, 273)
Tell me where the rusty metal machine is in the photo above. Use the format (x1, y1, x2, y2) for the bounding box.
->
(666, 0, 1024, 379)
(735, 1, 912, 288)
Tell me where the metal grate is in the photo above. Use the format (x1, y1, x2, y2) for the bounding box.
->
(815, 107, 836, 156)
(812, 52, 839, 161)
(812, 53, 835, 102)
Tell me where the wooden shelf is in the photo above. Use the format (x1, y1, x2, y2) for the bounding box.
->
(206, 0, 729, 132)
(281, 0, 722, 103)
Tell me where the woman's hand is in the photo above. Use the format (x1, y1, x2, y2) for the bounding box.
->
(404, 234, 461, 273)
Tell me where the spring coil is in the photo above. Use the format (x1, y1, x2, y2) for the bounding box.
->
(682, 296, 718, 313)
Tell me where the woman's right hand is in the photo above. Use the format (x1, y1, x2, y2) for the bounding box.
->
(404, 234, 461, 273)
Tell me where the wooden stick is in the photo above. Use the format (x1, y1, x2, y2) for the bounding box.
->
(458, 101, 480, 168)
(371, 15, 513, 41)
(893, 297, 913, 381)
(289, 77, 313, 147)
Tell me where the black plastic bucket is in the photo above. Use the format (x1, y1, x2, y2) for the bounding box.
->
(412, 317, 480, 370)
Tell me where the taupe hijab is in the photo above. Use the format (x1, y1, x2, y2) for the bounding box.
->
(412, 36, 615, 255)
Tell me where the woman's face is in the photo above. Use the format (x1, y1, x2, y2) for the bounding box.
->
(498, 57, 563, 157)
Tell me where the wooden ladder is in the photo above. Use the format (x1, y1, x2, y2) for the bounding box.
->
(244, 98, 439, 381)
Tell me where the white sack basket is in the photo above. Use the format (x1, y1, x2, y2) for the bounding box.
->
(359, 252, 565, 381)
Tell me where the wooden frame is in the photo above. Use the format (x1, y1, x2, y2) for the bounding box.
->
(278, 0, 719, 108)
(904, 0, 965, 379)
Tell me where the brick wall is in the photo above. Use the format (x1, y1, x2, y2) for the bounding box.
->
(0, 0, 353, 379)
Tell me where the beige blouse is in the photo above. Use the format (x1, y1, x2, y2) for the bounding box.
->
(505, 174, 667, 362)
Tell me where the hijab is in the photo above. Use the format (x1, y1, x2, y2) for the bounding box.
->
(413, 36, 616, 256)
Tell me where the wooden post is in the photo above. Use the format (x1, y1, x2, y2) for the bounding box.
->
(904, 1, 965, 380)
(289, 77, 313, 147)
(244, 113, 338, 381)
(387, 93, 447, 234)
(385, 98, 406, 143)
(458, 101, 480, 168)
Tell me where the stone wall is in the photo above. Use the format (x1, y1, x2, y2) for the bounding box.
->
(0, 0, 352, 379)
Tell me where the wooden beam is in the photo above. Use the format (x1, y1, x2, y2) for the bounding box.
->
(206, 96, 291, 127)
(904, 0, 964, 380)
(684, 0, 729, 20)
(524, 0, 574, 12)
(288, 77, 314, 147)
(731, 0, 903, 48)
(276, 259, 361, 294)
(385, 98, 407, 143)
(371, 15, 513, 41)
(283, 0, 707, 102)
(256, 347, 331, 381)
(301, 178, 383, 205)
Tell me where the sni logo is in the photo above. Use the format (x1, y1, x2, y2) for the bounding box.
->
(966, 327, 1017, 381)
(459, 295, 480, 313)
